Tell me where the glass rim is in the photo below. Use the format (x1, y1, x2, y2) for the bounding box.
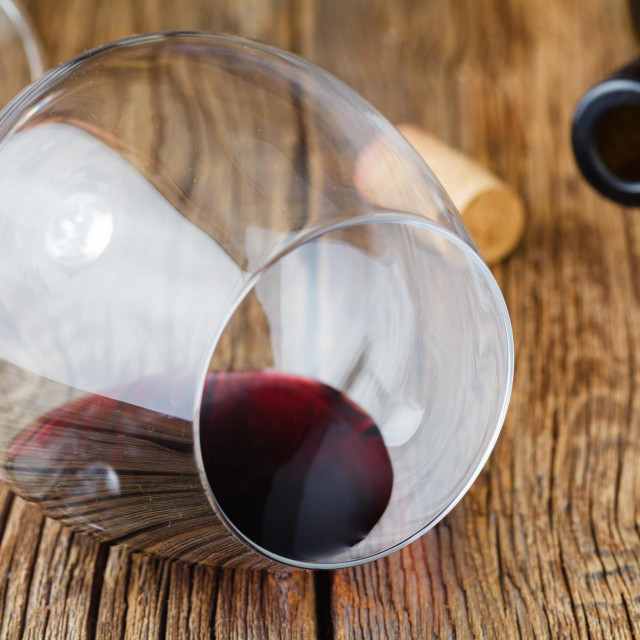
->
(191, 211, 515, 570)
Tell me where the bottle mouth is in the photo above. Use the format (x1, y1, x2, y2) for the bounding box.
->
(572, 79, 640, 205)
(192, 212, 514, 569)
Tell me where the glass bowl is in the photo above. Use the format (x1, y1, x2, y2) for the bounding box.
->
(0, 32, 513, 569)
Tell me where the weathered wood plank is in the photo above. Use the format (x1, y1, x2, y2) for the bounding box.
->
(3, 0, 640, 638)
(215, 568, 317, 640)
(122, 555, 170, 640)
(3, 0, 317, 638)
(165, 563, 218, 640)
(298, 0, 640, 637)
(95, 547, 131, 640)
(0, 496, 44, 639)
(25, 524, 105, 640)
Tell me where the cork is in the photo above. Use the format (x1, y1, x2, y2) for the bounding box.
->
(400, 125, 526, 264)
(354, 124, 526, 265)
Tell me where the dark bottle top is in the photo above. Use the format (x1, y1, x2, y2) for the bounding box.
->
(572, 56, 640, 205)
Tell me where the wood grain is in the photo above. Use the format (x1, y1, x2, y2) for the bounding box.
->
(297, 0, 640, 637)
(0, 0, 315, 638)
(0, 0, 637, 637)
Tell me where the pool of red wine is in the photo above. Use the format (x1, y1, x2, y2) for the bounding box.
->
(199, 371, 394, 562)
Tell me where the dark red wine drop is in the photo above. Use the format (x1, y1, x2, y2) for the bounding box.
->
(199, 371, 394, 562)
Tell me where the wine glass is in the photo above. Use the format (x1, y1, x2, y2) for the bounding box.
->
(0, 32, 513, 569)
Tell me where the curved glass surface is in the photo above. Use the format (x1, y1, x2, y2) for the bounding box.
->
(0, 33, 513, 568)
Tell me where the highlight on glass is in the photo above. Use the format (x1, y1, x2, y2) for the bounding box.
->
(0, 32, 513, 569)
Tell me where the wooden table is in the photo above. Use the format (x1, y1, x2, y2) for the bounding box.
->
(0, 0, 638, 637)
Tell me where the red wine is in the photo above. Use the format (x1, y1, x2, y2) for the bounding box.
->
(200, 371, 393, 562)
(7, 370, 393, 564)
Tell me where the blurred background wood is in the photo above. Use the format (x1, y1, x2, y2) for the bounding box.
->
(0, 0, 638, 637)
